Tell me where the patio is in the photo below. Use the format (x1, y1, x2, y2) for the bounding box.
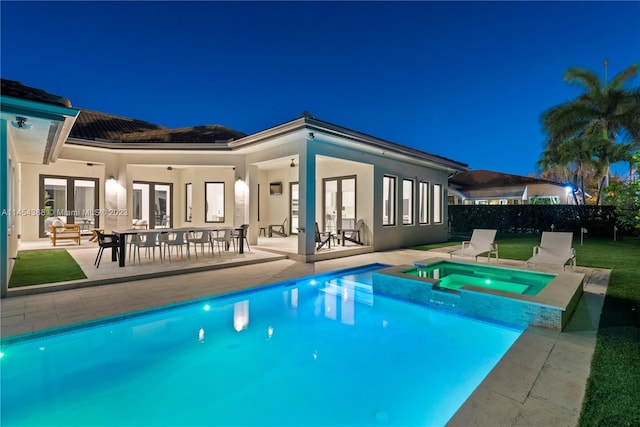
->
(8, 235, 373, 296)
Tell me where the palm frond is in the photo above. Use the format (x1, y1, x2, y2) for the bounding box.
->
(564, 67, 602, 92)
(610, 63, 639, 89)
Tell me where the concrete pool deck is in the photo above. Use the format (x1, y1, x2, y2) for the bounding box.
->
(0, 249, 609, 426)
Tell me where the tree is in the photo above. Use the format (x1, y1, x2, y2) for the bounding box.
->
(540, 61, 640, 204)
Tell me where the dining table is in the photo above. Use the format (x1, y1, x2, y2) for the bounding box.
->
(112, 226, 246, 267)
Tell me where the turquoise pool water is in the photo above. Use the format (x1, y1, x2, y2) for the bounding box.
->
(408, 260, 555, 296)
(1, 264, 523, 426)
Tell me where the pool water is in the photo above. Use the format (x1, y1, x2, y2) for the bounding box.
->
(1, 264, 523, 426)
(407, 260, 555, 296)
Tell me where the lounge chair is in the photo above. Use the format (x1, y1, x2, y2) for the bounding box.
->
(449, 229, 498, 261)
(47, 217, 81, 246)
(340, 219, 364, 246)
(527, 231, 576, 270)
(315, 222, 332, 250)
(268, 218, 288, 237)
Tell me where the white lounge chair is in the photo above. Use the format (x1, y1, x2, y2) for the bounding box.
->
(527, 231, 576, 270)
(449, 229, 498, 261)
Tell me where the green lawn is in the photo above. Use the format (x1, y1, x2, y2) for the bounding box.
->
(9, 249, 87, 287)
(414, 233, 640, 426)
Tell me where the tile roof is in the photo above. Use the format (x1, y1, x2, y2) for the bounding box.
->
(70, 109, 168, 140)
(69, 109, 246, 143)
(120, 125, 246, 143)
(449, 170, 562, 188)
(1, 79, 72, 108)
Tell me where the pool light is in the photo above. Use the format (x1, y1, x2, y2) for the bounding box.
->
(203, 304, 211, 311)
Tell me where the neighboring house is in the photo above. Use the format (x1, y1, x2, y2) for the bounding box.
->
(1, 79, 469, 295)
(448, 170, 575, 205)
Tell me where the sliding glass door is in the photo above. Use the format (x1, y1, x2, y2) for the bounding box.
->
(323, 176, 356, 233)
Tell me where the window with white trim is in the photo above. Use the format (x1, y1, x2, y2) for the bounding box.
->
(382, 175, 396, 226)
(419, 181, 429, 224)
(402, 179, 414, 225)
(433, 183, 442, 224)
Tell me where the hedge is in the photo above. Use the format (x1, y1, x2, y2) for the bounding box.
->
(448, 205, 619, 238)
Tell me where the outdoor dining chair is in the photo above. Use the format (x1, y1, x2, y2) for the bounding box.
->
(233, 224, 251, 252)
(160, 230, 190, 262)
(132, 231, 161, 265)
(94, 230, 119, 268)
(188, 230, 214, 259)
(212, 227, 235, 254)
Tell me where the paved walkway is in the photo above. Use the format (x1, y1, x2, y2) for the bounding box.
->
(1, 248, 609, 426)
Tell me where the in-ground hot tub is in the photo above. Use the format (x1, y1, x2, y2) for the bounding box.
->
(372, 258, 585, 330)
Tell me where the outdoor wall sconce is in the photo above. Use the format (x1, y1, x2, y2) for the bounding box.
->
(308, 132, 315, 140)
(109, 175, 115, 181)
(290, 159, 296, 168)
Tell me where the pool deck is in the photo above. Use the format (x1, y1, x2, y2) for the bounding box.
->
(1, 248, 609, 426)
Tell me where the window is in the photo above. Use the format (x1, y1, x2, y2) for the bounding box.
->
(433, 184, 442, 224)
(419, 182, 429, 224)
(185, 183, 193, 222)
(402, 179, 414, 225)
(382, 176, 396, 226)
(205, 182, 225, 223)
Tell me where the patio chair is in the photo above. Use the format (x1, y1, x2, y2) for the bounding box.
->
(340, 219, 364, 246)
(212, 227, 236, 254)
(233, 224, 251, 252)
(159, 230, 190, 262)
(315, 222, 332, 250)
(449, 229, 498, 261)
(188, 230, 214, 259)
(268, 218, 288, 237)
(47, 217, 81, 246)
(527, 231, 576, 270)
(132, 231, 161, 265)
(94, 230, 119, 268)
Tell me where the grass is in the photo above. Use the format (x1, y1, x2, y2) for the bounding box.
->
(414, 233, 640, 426)
(9, 249, 87, 287)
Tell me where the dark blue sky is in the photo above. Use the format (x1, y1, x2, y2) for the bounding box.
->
(2, 1, 639, 176)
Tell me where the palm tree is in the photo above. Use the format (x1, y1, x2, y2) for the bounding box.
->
(539, 136, 597, 204)
(540, 61, 640, 204)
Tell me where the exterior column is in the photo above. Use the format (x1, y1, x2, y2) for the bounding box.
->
(298, 140, 317, 256)
(1, 119, 8, 297)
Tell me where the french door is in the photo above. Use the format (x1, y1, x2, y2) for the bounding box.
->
(290, 182, 299, 235)
(132, 181, 172, 229)
(40, 175, 98, 237)
(323, 176, 356, 233)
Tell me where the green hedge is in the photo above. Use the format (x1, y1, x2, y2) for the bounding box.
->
(448, 205, 619, 237)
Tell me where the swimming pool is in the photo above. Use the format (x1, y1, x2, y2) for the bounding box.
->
(406, 260, 556, 295)
(1, 264, 523, 426)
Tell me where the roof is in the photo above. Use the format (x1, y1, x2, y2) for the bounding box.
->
(69, 109, 246, 143)
(120, 125, 246, 143)
(449, 170, 562, 188)
(70, 109, 168, 140)
(1, 79, 72, 108)
(231, 113, 469, 172)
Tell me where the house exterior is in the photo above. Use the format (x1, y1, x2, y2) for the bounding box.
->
(2, 79, 469, 296)
(448, 170, 574, 205)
